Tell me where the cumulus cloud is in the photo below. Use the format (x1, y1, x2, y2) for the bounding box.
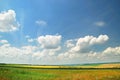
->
(87, 46, 120, 62)
(58, 52, 78, 60)
(0, 44, 23, 63)
(22, 46, 37, 55)
(57, 35, 109, 62)
(37, 35, 62, 49)
(0, 39, 10, 48)
(0, 35, 62, 64)
(27, 38, 36, 43)
(0, 10, 20, 32)
(94, 21, 105, 27)
(102, 46, 120, 56)
(35, 20, 47, 26)
(71, 35, 109, 52)
(25, 35, 30, 39)
(25, 35, 36, 43)
(0, 42, 38, 63)
(58, 46, 120, 64)
(0, 40, 8, 44)
(65, 40, 75, 48)
(33, 46, 61, 60)
(0, 34, 119, 64)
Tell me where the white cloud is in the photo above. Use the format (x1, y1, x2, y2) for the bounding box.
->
(0, 43, 38, 63)
(35, 20, 47, 26)
(22, 46, 37, 55)
(65, 40, 75, 48)
(71, 35, 109, 52)
(94, 21, 105, 27)
(58, 52, 78, 60)
(0, 44, 23, 63)
(37, 35, 62, 49)
(25, 35, 36, 43)
(0, 40, 8, 44)
(86, 46, 120, 62)
(0, 35, 62, 64)
(57, 35, 109, 63)
(102, 46, 120, 56)
(0, 40, 10, 48)
(0, 10, 20, 32)
(0, 34, 119, 64)
(58, 46, 120, 64)
(33, 46, 61, 60)
(25, 35, 30, 39)
(28, 38, 36, 43)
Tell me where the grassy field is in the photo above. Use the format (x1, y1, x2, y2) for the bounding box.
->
(0, 63, 120, 80)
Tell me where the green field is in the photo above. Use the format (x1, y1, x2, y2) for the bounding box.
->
(0, 64, 120, 80)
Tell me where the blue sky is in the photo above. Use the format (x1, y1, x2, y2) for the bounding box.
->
(0, 0, 120, 64)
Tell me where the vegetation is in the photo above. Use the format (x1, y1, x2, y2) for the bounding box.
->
(0, 63, 120, 80)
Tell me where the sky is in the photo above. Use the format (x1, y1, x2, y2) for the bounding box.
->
(0, 0, 120, 65)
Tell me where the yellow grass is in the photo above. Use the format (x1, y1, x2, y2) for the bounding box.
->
(23, 63, 120, 69)
(0, 63, 120, 80)
(95, 64, 120, 68)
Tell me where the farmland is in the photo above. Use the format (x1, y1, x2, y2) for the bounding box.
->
(0, 63, 120, 80)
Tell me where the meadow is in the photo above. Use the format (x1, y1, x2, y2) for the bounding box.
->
(0, 63, 120, 80)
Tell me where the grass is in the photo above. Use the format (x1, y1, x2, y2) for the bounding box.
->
(0, 67, 57, 80)
(0, 64, 120, 80)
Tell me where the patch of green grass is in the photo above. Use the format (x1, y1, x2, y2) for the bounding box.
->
(0, 65, 120, 80)
(80, 63, 101, 66)
(0, 67, 57, 80)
